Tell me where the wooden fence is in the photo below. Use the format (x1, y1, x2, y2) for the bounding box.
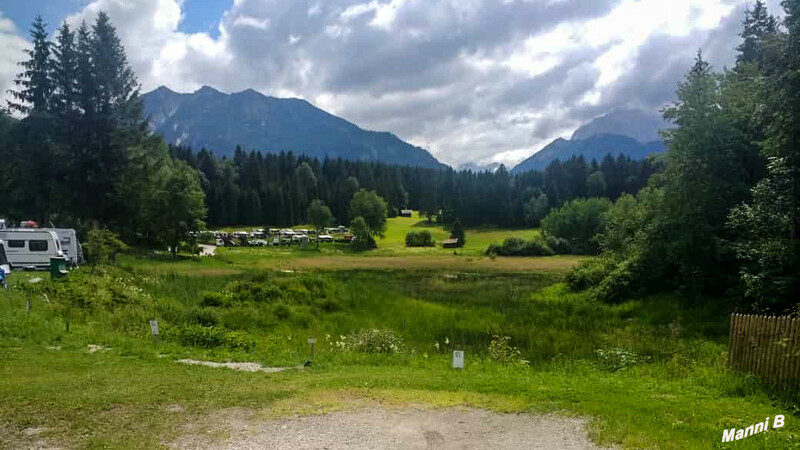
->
(728, 314, 799, 396)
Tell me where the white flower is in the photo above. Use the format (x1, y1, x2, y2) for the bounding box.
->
(434, 342, 440, 351)
(444, 337, 449, 345)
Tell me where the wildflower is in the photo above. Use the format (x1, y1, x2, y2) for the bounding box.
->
(444, 337, 449, 345)
(434, 342, 440, 351)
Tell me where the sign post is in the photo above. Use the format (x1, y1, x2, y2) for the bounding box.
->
(149, 319, 159, 346)
(307, 337, 317, 365)
(452, 350, 464, 369)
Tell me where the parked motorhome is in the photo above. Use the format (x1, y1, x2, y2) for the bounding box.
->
(53, 228, 83, 266)
(0, 229, 65, 269)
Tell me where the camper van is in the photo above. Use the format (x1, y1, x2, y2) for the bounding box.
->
(0, 229, 65, 269)
(53, 229, 83, 266)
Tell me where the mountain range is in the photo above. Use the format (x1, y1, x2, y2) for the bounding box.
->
(510, 108, 669, 174)
(142, 86, 443, 169)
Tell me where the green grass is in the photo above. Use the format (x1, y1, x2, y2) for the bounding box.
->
(376, 211, 540, 255)
(0, 256, 797, 449)
(215, 211, 540, 256)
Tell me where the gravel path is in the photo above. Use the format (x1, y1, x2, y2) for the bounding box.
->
(171, 407, 603, 449)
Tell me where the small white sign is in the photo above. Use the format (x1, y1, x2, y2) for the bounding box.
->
(307, 337, 317, 344)
(452, 350, 464, 369)
(149, 319, 159, 336)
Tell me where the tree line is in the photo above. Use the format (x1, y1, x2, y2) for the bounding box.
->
(0, 14, 205, 250)
(565, 0, 799, 314)
(170, 144, 661, 229)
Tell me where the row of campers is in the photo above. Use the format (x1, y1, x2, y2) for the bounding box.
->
(0, 219, 83, 270)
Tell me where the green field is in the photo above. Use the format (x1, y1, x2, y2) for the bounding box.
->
(1, 250, 797, 449)
(216, 211, 540, 256)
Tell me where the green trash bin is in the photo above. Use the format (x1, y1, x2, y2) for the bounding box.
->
(50, 257, 68, 280)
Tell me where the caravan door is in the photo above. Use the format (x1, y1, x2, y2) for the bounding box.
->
(0, 240, 10, 275)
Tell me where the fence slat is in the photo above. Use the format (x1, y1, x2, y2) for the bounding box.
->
(774, 316, 786, 388)
(731, 314, 740, 370)
(727, 313, 736, 368)
(756, 316, 769, 378)
(766, 316, 780, 383)
(746, 315, 756, 375)
(789, 318, 800, 395)
(787, 318, 798, 393)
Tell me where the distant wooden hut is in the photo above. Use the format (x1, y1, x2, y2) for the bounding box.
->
(442, 238, 459, 248)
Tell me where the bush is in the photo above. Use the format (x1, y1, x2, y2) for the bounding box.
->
(565, 258, 616, 292)
(184, 307, 220, 326)
(544, 235, 571, 254)
(176, 324, 255, 351)
(320, 299, 342, 313)
(485, 236, 554, 257)
(200, 291, 230, 307)
(334, 328, 404, 354)
(595, 347, 640, 372)
(488, 335, 529, 366)
(541, 198, 612, 255)
(273, 304, 292, 320)
(405, 230, 435, 247)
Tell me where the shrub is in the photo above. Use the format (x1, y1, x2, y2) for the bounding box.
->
(200, 291, 230, 307)
(565, 258, 616, 292)
(184, 307, 220, 326)
(485, 236, 554, 257)
(592, 258, 638, 303)
(320, 299, 342, 313)
(273, 304, 292, 320)
(334, 328, 404, 354)
(405, 230, 435, 247)
(595, 347, 640, 372)
(488, 335, 529, 366)
(544, 235, 571, 254)
(176, 324, 255, 351)
(541, 198, 612, 255)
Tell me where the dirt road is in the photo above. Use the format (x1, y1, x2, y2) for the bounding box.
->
(171, 407, 603, 449)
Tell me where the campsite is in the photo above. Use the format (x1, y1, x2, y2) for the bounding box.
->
(2, 0, 800, 448)
(1, 212, 798, 449)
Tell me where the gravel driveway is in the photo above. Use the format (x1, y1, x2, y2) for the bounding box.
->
(171, 407, 603, 449)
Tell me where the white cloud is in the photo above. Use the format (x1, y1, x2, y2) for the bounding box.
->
(0, 13, 28, 109)
(233, 15, 270, 30)
(2, 0, 760, 165)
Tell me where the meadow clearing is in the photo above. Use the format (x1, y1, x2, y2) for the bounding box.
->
(0, 217, 798, 449)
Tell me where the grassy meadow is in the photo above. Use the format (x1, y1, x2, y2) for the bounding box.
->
(1, 248, 798, 449)
(218, 211, 541, 256)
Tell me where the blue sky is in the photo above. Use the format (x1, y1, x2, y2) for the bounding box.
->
(0, 0, 784, 166)
(2, 0, 230, 36)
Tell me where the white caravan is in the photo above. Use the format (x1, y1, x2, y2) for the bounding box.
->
(52, 228, 83, 266)
(0, 229, 65, 269)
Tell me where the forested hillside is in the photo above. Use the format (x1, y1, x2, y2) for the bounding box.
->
(170, 145, 660, 228)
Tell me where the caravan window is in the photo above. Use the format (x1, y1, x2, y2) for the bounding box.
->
(61, 237, 71, 245)
(29, 240, 49, 252)
(7, 240, 24, 248)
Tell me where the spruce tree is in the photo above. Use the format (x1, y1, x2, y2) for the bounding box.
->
(737, 0, 778, 67)
(52, 22, 78, 117)
(7, 15, 53, 114)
